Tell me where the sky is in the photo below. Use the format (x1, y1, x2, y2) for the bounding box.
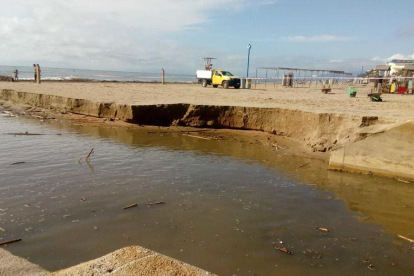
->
(1, 0, 414, 76)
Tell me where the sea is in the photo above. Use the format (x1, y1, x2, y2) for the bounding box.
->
(0, 65, 197, 83)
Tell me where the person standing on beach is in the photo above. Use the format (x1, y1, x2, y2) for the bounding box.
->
(13, 69, 18, 81)
(33, 64, 37, 82)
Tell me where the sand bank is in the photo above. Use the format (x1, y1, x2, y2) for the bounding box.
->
(1, 246, 215, 276)
(1, 82, 414, 121)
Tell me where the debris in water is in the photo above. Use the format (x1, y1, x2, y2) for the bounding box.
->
(147, 201, 165, 206)
(184, 134, 221, 140)
(317, 227, 329, 232)
(397, 235, 414, 243)
(86, 148, 94, 161)
(276, 247, 293, 255)
(10, 162, 25, 166)
(0, 227, 5, 232)
(123, 203, 138, 210)
(7, 131, 45, 136)
(80, 198, 86, 201)
(397, 179, 410, 184)
(77, 157, 83, 164)
(0, 239, 22, 246)
(299, 162, 311, 168)
(367, 264, 376, 271)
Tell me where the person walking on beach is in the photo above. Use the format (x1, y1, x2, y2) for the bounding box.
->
(33, 64, 37, 82)
(13, 69, 18, 81)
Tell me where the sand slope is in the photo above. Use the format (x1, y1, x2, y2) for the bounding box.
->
(1, 82, 414, 121)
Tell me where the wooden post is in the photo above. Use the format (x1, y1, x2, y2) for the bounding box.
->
(161, 68, 165, 85)
(36, 65, 41, 84)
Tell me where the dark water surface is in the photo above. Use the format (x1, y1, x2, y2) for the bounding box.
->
(0, 110, 413, 275)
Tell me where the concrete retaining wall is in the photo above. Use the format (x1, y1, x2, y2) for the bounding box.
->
(329, 121, 414, 180)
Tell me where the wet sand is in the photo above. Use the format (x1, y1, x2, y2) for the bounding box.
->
(1, 82, 414, 122)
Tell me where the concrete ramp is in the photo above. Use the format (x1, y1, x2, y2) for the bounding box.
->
(329, 120, 414, 181)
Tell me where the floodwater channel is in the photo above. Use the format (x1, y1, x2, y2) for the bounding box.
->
(1, 108, 414, 276)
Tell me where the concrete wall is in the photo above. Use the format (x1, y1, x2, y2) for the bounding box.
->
(329, 121, 414, 181)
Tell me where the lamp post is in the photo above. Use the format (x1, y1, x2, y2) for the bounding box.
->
(246, 44, 251, 78)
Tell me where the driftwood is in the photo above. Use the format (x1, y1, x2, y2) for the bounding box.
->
(7, 132, 44, 136)
(147, 201, 165, 206)
(397, 235, 414, 243)
(299, 162, 311, 168)
(0, 239, 22, 246)
(6, 132, 61, 136)
(183, 134, 222, 140)
(123, 203, 138, 210)
(86, 148, 94, 161)
(146, 130, 213, 134)
(317, 227, 329, 232)
(276, 247, 293, 255)
(10, 162, 25, 166)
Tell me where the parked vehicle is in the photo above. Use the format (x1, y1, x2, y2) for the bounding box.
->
(196, 69, 241, 89)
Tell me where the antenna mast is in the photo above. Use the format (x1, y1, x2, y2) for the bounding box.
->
(202, 57, 216, 70)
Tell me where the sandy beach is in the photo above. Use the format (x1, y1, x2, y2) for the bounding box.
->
(1, 82, 414, 122)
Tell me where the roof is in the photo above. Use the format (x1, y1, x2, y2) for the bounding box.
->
(389, 59, 414, 64)
(256, 67, 352, 75)
(375, 65, 390, 71)
(404, 64, 414, 71)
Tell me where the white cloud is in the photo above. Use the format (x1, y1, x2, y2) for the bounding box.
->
(387, 53, 414, 60)
(371, 53, 414, 63)
(0, 0, 276, 72)
(281, 35, 352, 42)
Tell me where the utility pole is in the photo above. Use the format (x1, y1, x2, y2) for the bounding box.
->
(246, 44, 252, 78)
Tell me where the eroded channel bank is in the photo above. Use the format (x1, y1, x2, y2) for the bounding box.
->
(1, 88, 413, 180)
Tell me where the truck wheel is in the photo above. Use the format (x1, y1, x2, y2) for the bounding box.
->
(201, 79, 208, 87)
(234, 85, 240, 89)
(223, 81, 229, 89)
(213, 85, 218, 88)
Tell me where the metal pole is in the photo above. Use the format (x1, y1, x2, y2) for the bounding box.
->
(309, 71, 313, 88)
(246, 44, 252, 78)
(161, 68, 165, 85)
(255, 68, 258, 89)
(276, 69, 279, 90)
(265, 69, 268, 88)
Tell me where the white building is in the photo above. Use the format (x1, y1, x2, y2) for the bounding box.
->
(387, 59, 414, 75)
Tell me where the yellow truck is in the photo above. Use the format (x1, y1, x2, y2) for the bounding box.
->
(196, 69, 241, 89)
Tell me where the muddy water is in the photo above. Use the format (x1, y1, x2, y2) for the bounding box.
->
(1, 111, 414, 276)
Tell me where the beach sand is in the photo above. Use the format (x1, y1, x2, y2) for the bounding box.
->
(1, 82, 414, 122)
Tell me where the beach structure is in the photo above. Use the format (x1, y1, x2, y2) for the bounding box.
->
(402, 64, 414, 77)
(387, 59, 414, 75)
(254, 67, 353, 88)
(374, 65, 391, 77)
